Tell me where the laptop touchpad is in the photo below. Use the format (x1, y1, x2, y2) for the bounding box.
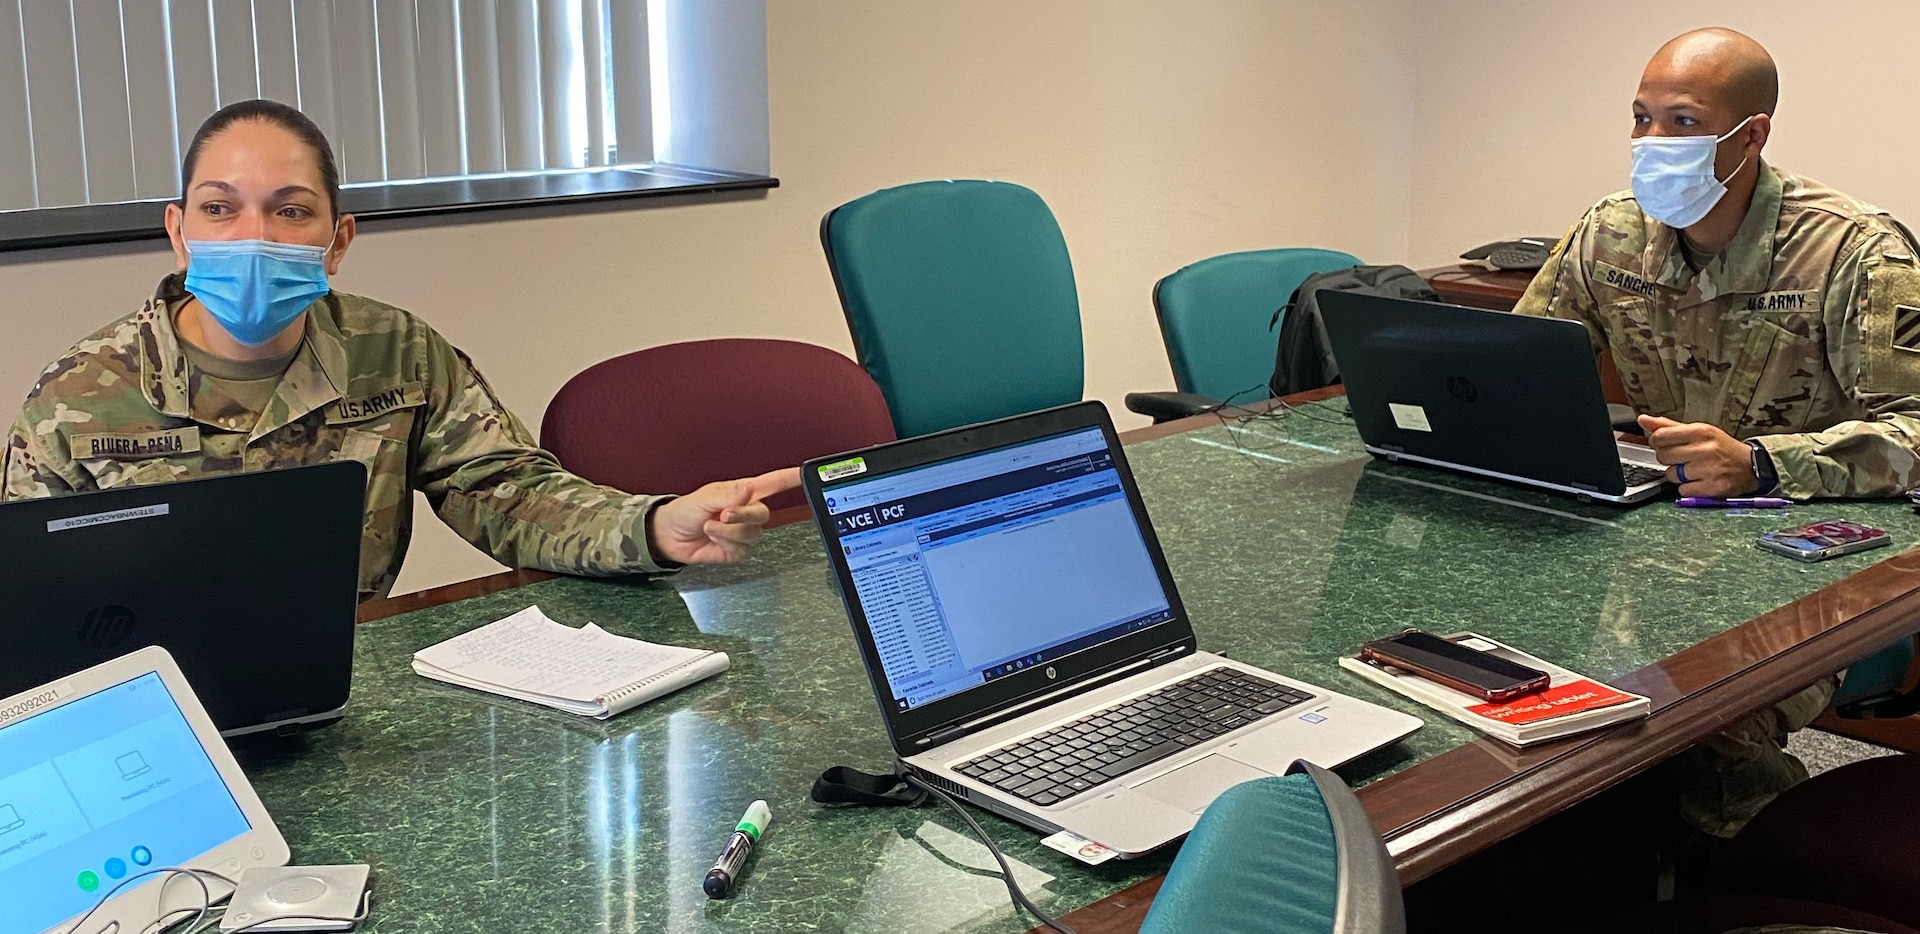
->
(1133, 754, 1270, 815)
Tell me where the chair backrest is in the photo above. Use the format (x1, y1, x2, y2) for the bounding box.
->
(1154, 248, 1363, 401)
(821, 179, 1084, 437)
(539, 338, 896, 512)
(1833, 635, 1918, 714)
(1139, 760, 1405, 934)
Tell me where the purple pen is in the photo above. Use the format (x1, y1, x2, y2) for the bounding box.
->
(1675, 497, 1793, 508)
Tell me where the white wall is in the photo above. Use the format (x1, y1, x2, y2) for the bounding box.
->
(11, 4, 1910, 596)
(0, 0, 1418, 594)
(1407, 2, 1920, 267)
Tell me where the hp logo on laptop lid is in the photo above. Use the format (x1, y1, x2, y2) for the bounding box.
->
(78, 604, 138, 651)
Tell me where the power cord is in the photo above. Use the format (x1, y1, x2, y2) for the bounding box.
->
(137, 868, 240, 934)
(137, 871, 241, 934)
(58, 866, 222, 934)
(1186, 381, 1352, 464)
(901, 773, 1080, 934)
(55, 864, 368, 934)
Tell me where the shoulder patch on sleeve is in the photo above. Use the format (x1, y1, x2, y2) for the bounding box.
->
(1860, 263, 1920, 393)
(1896, 305, 1920, 352)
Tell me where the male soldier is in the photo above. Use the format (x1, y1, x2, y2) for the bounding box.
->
(4, 100, 795, 600)
(1515, 28, 1920, 837)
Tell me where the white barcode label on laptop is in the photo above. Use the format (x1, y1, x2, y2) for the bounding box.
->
(47, 503, 170, 532)
(1388, 403, 1433, 432)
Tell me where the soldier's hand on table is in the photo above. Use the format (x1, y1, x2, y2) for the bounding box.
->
(646, 467, 803, 565)
(1638, 415, 1759, 497)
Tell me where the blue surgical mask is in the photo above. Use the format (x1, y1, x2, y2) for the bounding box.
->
(183, 237, 333, 346)
(1628, 114, 1758, 230)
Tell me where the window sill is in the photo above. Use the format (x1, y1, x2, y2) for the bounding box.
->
(0, 164, 778, 252)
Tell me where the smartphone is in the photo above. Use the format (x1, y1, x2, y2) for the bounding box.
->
(1359, 629, 1551, 702)
(1757, 519, 1892, 562)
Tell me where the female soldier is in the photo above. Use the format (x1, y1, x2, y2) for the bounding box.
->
(3, 99, 796, 601)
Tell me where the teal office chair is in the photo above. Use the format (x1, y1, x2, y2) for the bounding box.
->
(1831, 635, 1920, 719)
(821, 180, 1084, 438)
(1126, 248, 1361, 423)
(1139, 761, 1404, 934)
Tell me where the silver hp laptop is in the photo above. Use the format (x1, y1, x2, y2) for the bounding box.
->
(805, 402, 1421, 857)
(1319, 291, 1669, 504)
(4, 646, 291, 934)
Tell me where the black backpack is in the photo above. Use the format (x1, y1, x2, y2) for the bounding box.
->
(1269, 264, 1438, 397)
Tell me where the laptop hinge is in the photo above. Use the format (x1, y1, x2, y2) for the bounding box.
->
(1379, 444, 1406, 454)
(917, 656, 1155, 748)
(1569, 482, 1600, 492)
(1148, 645, 1188, 664)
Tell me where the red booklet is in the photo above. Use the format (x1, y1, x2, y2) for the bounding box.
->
(1467, 679, 1636, 725)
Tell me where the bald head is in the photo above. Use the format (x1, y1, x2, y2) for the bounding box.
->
(1630, 29, 1776, 242)
(1644, 28, 1778, 120)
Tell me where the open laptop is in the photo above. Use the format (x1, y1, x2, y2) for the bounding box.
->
(3, 645, 291, 934)
(0, 462, 365, 736)
(804, 402, 1421, 857)
(1319, 291, 1669, 504)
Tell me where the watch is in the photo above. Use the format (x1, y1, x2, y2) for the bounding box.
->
(1746, 439, 1780, 495)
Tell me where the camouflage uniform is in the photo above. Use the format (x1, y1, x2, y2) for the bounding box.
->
(3, 274, 673, 601)
(1516, 161, 1920, 837)
(1515, 160, 1920, 498)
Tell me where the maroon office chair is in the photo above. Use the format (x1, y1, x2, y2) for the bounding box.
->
(540, 339, 896, 513)
(1704, 753, 1920, 929)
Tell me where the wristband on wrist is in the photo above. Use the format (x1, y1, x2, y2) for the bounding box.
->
(1746, 439, 1780, 495)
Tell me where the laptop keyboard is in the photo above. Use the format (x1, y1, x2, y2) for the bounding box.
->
(1621, 462, 1667, 486)
(950, 667, 1312, 806)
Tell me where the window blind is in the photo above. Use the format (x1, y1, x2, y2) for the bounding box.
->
(0, 0, 657, 213)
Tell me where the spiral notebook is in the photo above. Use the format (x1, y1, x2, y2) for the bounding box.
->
(412, 605, 730, 719)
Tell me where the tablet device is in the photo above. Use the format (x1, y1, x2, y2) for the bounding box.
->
(0, 645, 290, 934)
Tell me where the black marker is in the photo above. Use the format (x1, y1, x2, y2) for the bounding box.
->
(704, 799, 770, 898)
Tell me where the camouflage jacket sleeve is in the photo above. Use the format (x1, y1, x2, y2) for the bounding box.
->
(1754, 229, 1920, 499)
(411, 330, 677, 576)
(1510, 213, 1605, 350)
(3, 409, 85, 500)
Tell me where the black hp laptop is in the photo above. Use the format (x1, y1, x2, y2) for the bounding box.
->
(1319, 291, 1669, 504)
(804, 402, 1419, 856)
(0, 462, 365, 736)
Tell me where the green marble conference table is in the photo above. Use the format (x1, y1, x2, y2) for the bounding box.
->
(237, 395, 1920, 934)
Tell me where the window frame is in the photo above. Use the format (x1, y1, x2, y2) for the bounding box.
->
(0, 0, 773, 252)
(0, 166, 776, 252)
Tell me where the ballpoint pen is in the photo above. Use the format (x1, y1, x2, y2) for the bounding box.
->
(1675, 497, 1793, 508)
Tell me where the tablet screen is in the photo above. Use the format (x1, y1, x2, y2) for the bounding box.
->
(0, 671, 252, 934)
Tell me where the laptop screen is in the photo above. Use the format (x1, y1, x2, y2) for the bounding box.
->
(1, 671, 252, 934)
(821, 426, 1175, 712)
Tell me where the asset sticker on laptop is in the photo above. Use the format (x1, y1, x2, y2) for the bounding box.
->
(817, 456, 868, 482)
(1388, 403, 1433, 432)
(1042, 830, 1120, 865)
